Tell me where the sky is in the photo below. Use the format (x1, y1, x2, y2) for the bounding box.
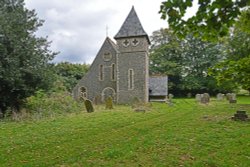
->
(24, 0, 197, 64)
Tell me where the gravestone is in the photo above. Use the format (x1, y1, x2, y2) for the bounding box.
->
(187, 93, 192, 98)
(231, 110, 248, 121)
(226, 93, 232, 100)
(167, 94, 174, 106)
(84, 99, 94, 113)
(229, 93, 237, 103)
(201, 93, 210, 104)
(93, 95, 102, 105)
(105, 96, 113, 109)
(217, 93, 224, 101)
(195, 94, 201, 102)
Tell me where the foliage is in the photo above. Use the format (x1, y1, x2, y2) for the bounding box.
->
(25, 90, 84, 117)
(159, 0, 249, 40)
(54, 62, 89, 91)
(209, 9, 250, 92)
(149, 29, 182, 92)
(0, 98, 249, 166)
(150, 29, 230, 96)
(0, 0, 56, 113)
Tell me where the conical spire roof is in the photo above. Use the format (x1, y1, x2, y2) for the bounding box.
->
(114, 6, 149, 42)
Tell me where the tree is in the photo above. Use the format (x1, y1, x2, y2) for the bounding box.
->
(0, 0, 56, 113)
(159, 0, 249, 40)
(209, 9, 250, 92)
(150, 28, 229, 96)
(150, 29, 183, 93)
(54, 62, 89, 92)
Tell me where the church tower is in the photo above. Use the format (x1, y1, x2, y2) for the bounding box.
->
(114, 6, 150, 104)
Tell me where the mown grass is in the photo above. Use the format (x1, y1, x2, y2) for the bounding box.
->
(0, 97, 249, 166)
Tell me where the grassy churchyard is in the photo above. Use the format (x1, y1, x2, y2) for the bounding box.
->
(0, 96, 249, 166)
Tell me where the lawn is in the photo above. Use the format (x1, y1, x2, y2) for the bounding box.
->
(0, 97, 249, 167)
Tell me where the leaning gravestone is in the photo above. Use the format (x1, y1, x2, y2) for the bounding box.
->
(84, 99, 94, 113)
(195, 94, 201, 102)
(201, 93, 210, 104)
(217, 93, 224, 101)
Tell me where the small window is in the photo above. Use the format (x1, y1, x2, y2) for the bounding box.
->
(99, 64, 104, 81)
(128, 69, 134, 90)
(111, 64, 115, 80)
(79, 87, 87, 99)
(103, 52, 112, 61)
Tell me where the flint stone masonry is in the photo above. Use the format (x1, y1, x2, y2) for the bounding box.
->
(72, 7, 168, 104)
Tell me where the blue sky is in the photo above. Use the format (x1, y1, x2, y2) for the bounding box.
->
(25, 0, 197, 64)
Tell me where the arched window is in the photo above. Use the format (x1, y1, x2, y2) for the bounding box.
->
(128, 69, 134, 90)
(99, 64, 104, 81)
(79, 87, 87, 99)
(111, 64, 115, 80)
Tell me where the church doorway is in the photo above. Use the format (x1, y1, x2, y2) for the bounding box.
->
(102, 87, 116, 102)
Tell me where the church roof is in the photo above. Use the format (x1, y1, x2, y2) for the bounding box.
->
(114, 6, 149, 42)
(106, 37, 119, 52)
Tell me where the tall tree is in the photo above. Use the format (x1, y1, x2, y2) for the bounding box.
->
(150, 29, 228, 95)
(150, 29, 183, 93)
(54, 62, 89, 91)
(0, 0, 56, 113)
(159, 0, 249, 40)
(209, 9, 250, 92)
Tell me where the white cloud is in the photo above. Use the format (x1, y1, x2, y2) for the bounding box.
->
(24, 0, 171, 64)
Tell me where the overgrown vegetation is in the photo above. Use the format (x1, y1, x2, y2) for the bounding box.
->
(0, 98, 249, 166)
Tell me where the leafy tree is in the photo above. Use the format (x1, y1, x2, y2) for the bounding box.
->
(159, 0, 249, 40)
(209, 9, 250, 92)
(0, 0, 56, 113)
(149, 29, 183, 93)
(150, 29, 229, 95)
(54, 62, 89, 91)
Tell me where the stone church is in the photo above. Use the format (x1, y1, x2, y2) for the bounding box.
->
(73, 7, 168, 104)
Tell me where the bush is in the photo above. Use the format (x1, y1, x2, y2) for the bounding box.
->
(25, 90, 84, 117)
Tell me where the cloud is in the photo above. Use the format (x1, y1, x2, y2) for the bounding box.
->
(25, 0, 169, 64)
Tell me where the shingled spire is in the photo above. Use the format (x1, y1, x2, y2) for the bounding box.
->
(114, 6, 149, 43)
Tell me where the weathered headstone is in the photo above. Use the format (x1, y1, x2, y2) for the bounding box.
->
(105, 96, 113, 109)
(229, 93, 237, 103)
(84, 99, 94, 113)
(187, 93, 192, 98)
(195, 94, 201, 102)
(226, 93, 232, 100)
(166, 94, 174, 106)
(201, 93, 210, 104)
(216, 93, 224, 100)
(231, 110, 248, 121)
(93, 95, 102, 105)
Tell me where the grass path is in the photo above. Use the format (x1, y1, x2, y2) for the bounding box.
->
(0, 97, 249, 166)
